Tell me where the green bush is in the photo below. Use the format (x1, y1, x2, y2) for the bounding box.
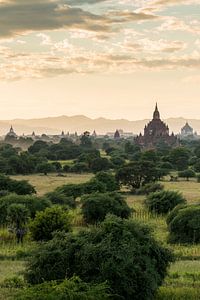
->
(81, 192, 132, 224)
(167, 204, 200, 244)
(94, 171, 119, 191)
(144, 190, 186, 214)
(0, 174, 36, 195)
(0, 194, 51, 226)
(178, 169, 196, 181)
(25, 215, 173, 300)
(16, 277, 111, 300)
(0, 276, 25, 289)
(29, 206, 71, 241)
(45, 191, 76, 208)
(70, 162, 89, 173)
(55, 179, 106, 200)
(136, 182, 164, 195)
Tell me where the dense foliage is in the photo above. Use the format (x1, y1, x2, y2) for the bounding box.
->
(45, 191, 76, 208)
(0, 174, 36, 195)
(25, 215, 173, 300)
(81, 192, 132, 224)
(116, 160, 160, 190)
(29, 206, 71, 241)
(144, 190, 186, 214)
(16, 277, 111, 300)
(0, 194, 51, 225)
(167, 204, 200, 244)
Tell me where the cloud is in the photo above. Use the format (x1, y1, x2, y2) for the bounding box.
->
(0, 0, 158, 39)
(137, 0, 199, 13)
(0, 0, 112, 38)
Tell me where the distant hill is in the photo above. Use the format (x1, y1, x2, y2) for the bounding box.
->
(0, 115, 199, 136)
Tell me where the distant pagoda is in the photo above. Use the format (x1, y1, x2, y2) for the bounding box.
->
(135, 103, 178, 148)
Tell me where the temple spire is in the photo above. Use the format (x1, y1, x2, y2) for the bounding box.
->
(153, 102, 160, 120)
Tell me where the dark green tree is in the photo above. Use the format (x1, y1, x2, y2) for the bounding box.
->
(144, 190, 186, 214)
(25, 215, 173, 300)
(116, 160, 159, 190)
(81, 192, 132, 224)
(29, 206, 71, 241)
(167, 204, 200, 244)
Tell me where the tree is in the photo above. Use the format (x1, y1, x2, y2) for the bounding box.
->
(110, 156, 125, 168)
(167, 204, 200, 244)
(116, 160, 159, 190)
(94, 171, 119, 192)
(136, 182, 164, 195)
(81, 192, 132, 224)
(29, 206, 71, 241)
(0, 194, 51, 226)
(36, 162, 55, 175)
(25, 215, 173, 300)
(169, 147, 190, 171)
(45, 191, 76, 208)
(70, 162, 89, 173)
(144, 190, 186, 214)
(90, 157, 112, 173)
(7, 204, 29, 243)
(0, 174, 36, 195)
(178, 169, 196, 181)
(28, 141, 49, 155)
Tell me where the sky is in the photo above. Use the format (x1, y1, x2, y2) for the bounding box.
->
(0, 0, 199, 120)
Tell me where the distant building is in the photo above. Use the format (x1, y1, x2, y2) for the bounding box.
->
(92, 130, 97, 138)
(4, 126, 18, 141)
(107, 129, 134, 139)
(135, 103, 178, 148)
(180, 122, 198, 140)
(114, 129, 121, 139)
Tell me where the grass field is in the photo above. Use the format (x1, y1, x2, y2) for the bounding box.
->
(1, 175, 200, 299)
(11, 173, 93, 195)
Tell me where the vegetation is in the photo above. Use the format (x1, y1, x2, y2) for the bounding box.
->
(0, 194, 51, 225)
(0, 174, 36, 195)
(81, 192, 132, 224)
(144, 190, 186, 214)
(29, 206, 71, 241)
(167, 204, 200, 244)
(1, 138, 200, 299)
(16, 277, 111, 300)
(25, 215, 173, 300)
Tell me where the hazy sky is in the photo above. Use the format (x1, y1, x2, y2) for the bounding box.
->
(0, 0, 199, 120)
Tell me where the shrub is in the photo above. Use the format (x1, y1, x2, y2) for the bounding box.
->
(110, 156, 125, 168)
(0, 174, 36, 195)
(70, 162, 89, 173)
(29, 206, 71, 241)
(90, 157, 112, 173)
(81, 192, 132, 224)
(167, 204, 200, 244)
(7, 203, 29, 229)
(63, 164, 70, 172)
(178, 169, 196, 181)
(94, 171, 119, 191)
(25, 215, 173, 300)
(16, 277, 111, 300)
(136, 182, 164, 195)
(56, 184, 84, 199)
(0, 194, 51, 226)
(56, 179, 106, 200)
(1, 276, 25, 289)
(83, 179, 106, 194)
(45, 191, 76, 208)
(144, 190, 186, 214)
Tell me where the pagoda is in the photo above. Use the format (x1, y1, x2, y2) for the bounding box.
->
(135, 103, 178, 148)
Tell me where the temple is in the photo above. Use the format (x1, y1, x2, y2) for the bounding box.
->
(135, 103, 178, 148)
